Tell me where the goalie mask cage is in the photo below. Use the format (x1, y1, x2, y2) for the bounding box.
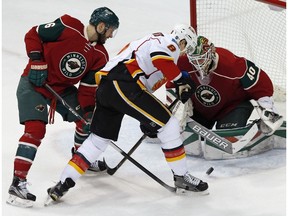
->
(189, 0, 286, 102)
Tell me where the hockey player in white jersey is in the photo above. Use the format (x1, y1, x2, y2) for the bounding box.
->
(46, 24, 209, 202)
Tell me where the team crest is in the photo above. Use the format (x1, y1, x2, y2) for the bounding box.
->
(195, 85, 220, 107)
(35, 104, 45, 112)
(59, 52, 87, 78)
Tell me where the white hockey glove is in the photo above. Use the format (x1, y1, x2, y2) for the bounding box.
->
(166, 86, 193, 132)
(251, 97, 284, 136)
(173, 98, 193, 131)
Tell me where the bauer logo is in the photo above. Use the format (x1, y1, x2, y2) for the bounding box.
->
(195, 85, 220, 107)
(192, 124, 229, 150)
(59, 52, 87, 78)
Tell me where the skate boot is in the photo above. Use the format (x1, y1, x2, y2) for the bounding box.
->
(174, 172, 209, 194)
(6, 176, 36, 208)
(47, 178, 75, 202)
(88, 160, 107, 172)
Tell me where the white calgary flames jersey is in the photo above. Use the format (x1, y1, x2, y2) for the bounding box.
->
(101, 32, 181, 92)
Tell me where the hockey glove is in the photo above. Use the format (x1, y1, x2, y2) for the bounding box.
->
(258, 109, 283, 136)
(174, 71, 196, 103)
(252, 97, 284, 136)
(28, 61, 48, 86)
(140, 123, 158, 138)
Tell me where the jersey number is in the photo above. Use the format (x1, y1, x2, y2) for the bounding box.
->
(247, 66, 256, 81)
(44, 22, 56, 28)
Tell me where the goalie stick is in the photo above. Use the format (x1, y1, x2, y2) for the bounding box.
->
(105, 98, 180, 175)
(188, 120, 259, 154)
(166, 95, 259, 154)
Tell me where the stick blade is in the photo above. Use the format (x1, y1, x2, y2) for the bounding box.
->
(232, 123, 259, 153)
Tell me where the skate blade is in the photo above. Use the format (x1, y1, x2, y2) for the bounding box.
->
(6, 194, 34, 208)
(44, 195, 57, 206)
(176, 188, 210, 196)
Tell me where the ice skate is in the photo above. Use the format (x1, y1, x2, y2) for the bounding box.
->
(6, 176, 36, 208)
(174, 172, 209, 195)
(45, 178, 75, 205)
(88, 160, 107, 172)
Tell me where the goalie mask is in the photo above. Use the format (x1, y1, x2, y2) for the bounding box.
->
(187, 36, 217, 79)
(171, 24, 197, 54)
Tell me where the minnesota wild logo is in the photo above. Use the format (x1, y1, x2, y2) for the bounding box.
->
(60, 52, 87, 78)
(195, 85, 220, 107)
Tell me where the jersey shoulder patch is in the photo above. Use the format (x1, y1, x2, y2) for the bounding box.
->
(167, 44, 176, 52)
(240, 60, 260, 89)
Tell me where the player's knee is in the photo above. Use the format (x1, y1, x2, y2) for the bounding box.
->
(158, 116, 182, 148)
(24, 120, 46, 140)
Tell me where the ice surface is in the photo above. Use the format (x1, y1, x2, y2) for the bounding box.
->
(2, 0, 286, 216)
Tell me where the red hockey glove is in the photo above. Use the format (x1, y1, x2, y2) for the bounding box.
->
(28, 61, 48, 86)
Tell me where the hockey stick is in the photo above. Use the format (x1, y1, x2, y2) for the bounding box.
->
(105, 98, 181, 175)
(108, 140, 176, 192)
(105, 134, 146, 175)
(45, 84, 89, 125)
(188, 120, 259, 154)
(166, 93, 259, 154)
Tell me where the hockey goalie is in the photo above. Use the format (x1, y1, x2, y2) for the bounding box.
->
(164, 33, 286, 160)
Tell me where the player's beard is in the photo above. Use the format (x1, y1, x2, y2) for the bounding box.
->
(97, 33, 107, 45)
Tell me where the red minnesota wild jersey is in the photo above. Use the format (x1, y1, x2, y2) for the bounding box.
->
(23, 14, 109, 108)
(177, 47, 273, 121)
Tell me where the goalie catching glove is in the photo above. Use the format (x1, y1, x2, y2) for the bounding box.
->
(251, 97, 284, 136)
(173, 71, 196, 103)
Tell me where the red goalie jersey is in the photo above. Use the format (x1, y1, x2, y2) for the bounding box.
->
(167, 47, 274, 122)
(23, 14, 109, 109)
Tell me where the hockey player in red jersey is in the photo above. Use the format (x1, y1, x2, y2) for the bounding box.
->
(46, 24, 209, 202)
(7, 7, 119, 207)
(166, 35, 283, 136)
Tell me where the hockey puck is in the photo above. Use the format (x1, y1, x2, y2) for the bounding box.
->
(206, 167, 214, 175)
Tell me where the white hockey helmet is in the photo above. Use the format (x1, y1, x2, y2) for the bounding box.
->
(171, 24, 197, 54)
(187, 36, 216, 79)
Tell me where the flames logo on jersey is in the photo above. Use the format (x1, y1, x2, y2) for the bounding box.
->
(59, 52, 87, 78)
(152, 77, 167, 92)
(195, 85, 220, 107)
